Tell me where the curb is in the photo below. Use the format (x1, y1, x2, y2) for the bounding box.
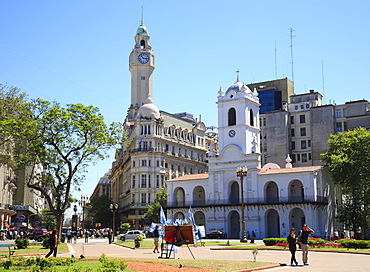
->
(233, 264, 281, 272)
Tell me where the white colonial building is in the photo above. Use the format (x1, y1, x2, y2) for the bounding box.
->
(166, 79, 341, 239)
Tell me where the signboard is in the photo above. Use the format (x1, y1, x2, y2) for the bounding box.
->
(18, 215, 26, 221)
(164, 225, 194, 245)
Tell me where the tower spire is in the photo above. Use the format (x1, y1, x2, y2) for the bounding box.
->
(236, 69, 240, 82)
(141, 6, 144, 24)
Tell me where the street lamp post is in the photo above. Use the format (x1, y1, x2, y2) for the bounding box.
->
(79, 195, 90, 234)
(110, 203, 118, 242)
(236, 166, 248, 242)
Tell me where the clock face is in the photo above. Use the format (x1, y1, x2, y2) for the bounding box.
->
(228, 129, 236, 138)
(138, 53, 149, 64)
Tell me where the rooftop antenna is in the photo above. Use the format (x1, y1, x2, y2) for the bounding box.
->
(322, 61, 326, 104)
(289, 28, 295, 82)
(275, 41, 278, 79)
(236, 69, 240, 82)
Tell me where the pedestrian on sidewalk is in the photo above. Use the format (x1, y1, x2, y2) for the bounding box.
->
(45, 229, 58, 258)
(298, 224, 315, 266)
(153, 225, 160, 253)
(284, 228, 298, 266)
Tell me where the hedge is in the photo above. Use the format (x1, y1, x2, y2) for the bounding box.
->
(337, 239, 370, 249)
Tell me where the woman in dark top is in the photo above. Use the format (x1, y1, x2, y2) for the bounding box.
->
(284, 228, 298, 266)
(45, 229, 58, 258)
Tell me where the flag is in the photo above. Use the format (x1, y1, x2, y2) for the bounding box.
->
(188, 206, 196, 226)
(160, 206, 167, 226)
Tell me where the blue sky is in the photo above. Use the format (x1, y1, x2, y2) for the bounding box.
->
(1, 1, 369, 211)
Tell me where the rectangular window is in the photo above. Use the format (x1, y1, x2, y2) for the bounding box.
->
(133, 161, 136, 168)
(308, 153, 312, 160)
(300, 114, 306, 123)
(148, 175, 151, 188)
(141, 193, 146, 203)
(300, 105, 304, 109)
(184, 167, 187, 174)
(336, 122, 342, 132)
(156, 160, 160, 167)
(300, 127, 306, 136)
(336, 109, 342, 118)
(148, 160, 151, 166)
(343, 108, 347, 117)
(301, 140, 307, 149)
(306, 104, 309, 108)
(161, 175, 164, 186)
(141, 174, 147, 188)
(302, 153, 307, 162)
(297, 154, 301, 161)
(132, 176, 136, 189)
(291, 129, 295, 137)
(343, 122, 347, 131)
(291, 141, 296, 150)
(291, 154, 296, 163)
(308, 140, 311, 147)
(190, 168, 193, 174)
(132, 194, 135, 203)
(290, 116, 294, 124)
(263, 118, 266, 126)
(142, 160, 147, 167)
(141, 76, 145, 80)
(295, 106, 298, 110)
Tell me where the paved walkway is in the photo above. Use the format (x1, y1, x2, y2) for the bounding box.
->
(59, 238, 369, 272)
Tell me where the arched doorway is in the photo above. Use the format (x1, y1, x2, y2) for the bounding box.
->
(175, 188, 185, 206)
(194, 211, 206, 230)
(289, 208, 305, 230)
(193, 186, 205, 205)
(265, 181, 279, 203)
(266, 209, 280, 237)
(174, 212, 185, 225)
(228, 211, 240, 239)
(289, 180, 304, 202)
(230, 181, 239, 204)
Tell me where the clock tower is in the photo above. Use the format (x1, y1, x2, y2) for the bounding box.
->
(127, 20, 155, 121)
(216, 78, 261, 155)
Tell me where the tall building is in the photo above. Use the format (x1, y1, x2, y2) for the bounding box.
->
(109, 21, 216, 228)
(166, 79, 341, 239)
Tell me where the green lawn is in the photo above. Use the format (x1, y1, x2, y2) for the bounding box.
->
(12, 243, 69, 256)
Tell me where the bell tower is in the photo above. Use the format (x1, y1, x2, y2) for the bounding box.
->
(127, 19, 155, 121)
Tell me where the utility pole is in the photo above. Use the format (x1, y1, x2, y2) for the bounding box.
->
(289, 28, 295, 82)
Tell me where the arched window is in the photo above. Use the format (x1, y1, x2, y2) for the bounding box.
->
(228, 108, 236, 126)
(250, 109, 254, 126)
(140, 40, 145, 49)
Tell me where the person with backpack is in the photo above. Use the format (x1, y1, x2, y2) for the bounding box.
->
(298, 224, 315, 266)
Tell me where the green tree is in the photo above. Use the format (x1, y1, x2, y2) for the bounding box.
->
(144, 186, 167, 222)
(87, 195, 112, 228)
(16, 99, 124, 236)
(321, 127, 370, 239)
(39, 208, 57, 230)
(0, 85, 33, 165)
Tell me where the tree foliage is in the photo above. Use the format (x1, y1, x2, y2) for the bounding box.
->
(321, 128, 370, 239)
(14, 99, 124, 235)
(87, 195, 113, 228)
(0, 85, 34, 166)
(144, 186, 167, 222)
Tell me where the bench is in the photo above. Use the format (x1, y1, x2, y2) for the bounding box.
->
(0, 244, 15, 257)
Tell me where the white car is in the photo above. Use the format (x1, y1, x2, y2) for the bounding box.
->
(120, 230, 146, 241)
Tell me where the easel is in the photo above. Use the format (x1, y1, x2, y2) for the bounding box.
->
(159, 225, 195, 259)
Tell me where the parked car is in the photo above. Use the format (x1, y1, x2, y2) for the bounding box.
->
(119, 230, 146, 241)
(27, 228, 48, 242)
(205, 230, 227, 239)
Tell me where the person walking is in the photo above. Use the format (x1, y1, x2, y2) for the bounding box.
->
(153, 225, 160, 253)
(84, 229, 89, 243)
(298, 224, 315, 266)
(284, 228, 298, 266)
(45, 229, 58, 258)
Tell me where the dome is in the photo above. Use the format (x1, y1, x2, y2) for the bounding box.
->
(136, 20, 149, 36)
(225, 81, 251, 95)
(137, 97, 160, 119)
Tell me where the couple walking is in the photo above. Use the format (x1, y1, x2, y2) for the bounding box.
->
(284, 224, 315, 266)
